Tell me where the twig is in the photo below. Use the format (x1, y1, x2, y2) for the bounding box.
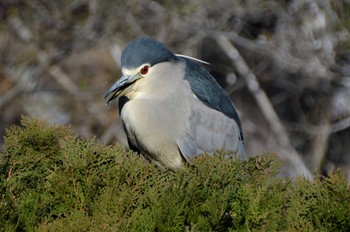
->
(215, 34, 313, 178)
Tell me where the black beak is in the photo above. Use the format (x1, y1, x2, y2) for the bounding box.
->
(104, 74, 134, 104)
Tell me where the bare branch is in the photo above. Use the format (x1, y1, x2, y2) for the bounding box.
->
(215, 34, 313, 178)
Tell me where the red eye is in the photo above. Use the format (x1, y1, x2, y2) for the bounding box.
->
(141, 65, 149, 75)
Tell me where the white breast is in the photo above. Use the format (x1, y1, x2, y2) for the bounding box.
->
(120, 61, 192, 169)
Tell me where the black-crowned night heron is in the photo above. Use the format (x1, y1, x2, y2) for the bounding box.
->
(105, 38, 246, 169)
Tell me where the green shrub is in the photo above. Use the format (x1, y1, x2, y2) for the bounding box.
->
(0, 117, 349, 231)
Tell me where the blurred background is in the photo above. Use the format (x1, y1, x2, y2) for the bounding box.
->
(0, 0, 349, 178)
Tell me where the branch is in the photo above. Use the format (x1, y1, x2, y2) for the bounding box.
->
(215, 34, 313, 178)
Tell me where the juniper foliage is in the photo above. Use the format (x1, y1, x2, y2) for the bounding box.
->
(0, 117, 349, 231)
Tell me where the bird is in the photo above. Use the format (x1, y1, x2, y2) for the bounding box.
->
(105, 38, 246, 169)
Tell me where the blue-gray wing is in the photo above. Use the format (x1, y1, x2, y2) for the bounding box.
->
(177, 95, 246, 160)
(179, 57, 244, 141)
(176, 57, 246, 160)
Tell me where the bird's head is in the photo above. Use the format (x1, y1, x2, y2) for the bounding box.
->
(105, 38, 177, 104)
